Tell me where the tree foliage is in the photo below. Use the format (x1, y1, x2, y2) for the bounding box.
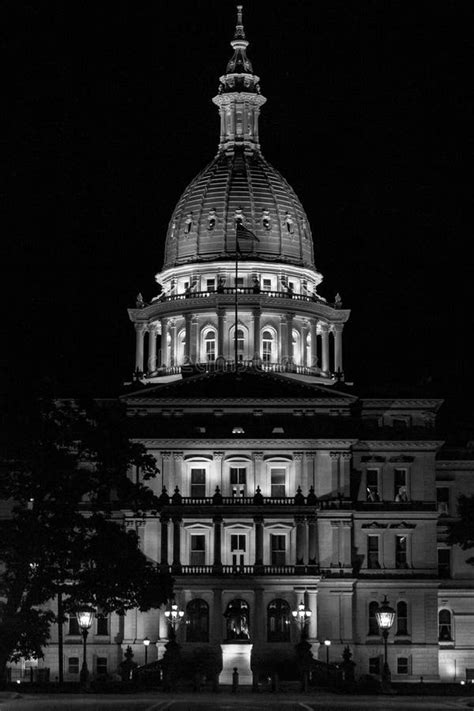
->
(447, 494, 474, 565)
(0, 388, 172, 679)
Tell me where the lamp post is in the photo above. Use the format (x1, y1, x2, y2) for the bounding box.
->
(76, 609, 94, 688)
(143, 637, 150, 666)
(324, 639, 331, 681)
(292, 600, 312, 692)
(375, 595, 396, 689)
(164, 600, 185, 641)
(291, 600, 312, 640)
(163, 600, 184, 692)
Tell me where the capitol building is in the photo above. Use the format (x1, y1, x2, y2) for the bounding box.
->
(32, 7, 474, 686)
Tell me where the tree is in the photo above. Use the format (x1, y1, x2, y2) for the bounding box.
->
(0, 387, 173, 685)
(447, 494, 474, 563)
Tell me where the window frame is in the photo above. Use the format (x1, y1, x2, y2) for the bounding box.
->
(438, 609, 453, 642)
(267, 599, 291, 642)
(186, 598, 210, 643)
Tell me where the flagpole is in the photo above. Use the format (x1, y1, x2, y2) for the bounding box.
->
(234, 237, 238, 370)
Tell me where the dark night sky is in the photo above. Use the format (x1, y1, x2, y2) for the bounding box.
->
(4, 1, 474, 421)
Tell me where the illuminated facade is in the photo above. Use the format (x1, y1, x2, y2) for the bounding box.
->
(29, 7, 474, 686)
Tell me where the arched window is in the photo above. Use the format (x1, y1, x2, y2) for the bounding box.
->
(396, 601, 408, 635)
(186, 599, 209, 643)
(267, 599, 291, 642)
(438, 609, 452, 641)
(204, 330, 216, 362)
(262, 330, 274, 363)
(224, 599, 250, 641)
(230, 326, 246, 361)
(368, 601, 379, 635)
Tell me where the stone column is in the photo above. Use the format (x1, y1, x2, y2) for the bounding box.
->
(161, 451, 172, 492)
(301, 320, 309, 367)
(295, 514, 306, 567)
(340, 452, 352, 498)
(172, 514, 181, 573)
(279, 315, 287, 361)
(307, 514, 318, 566)
(310, 318, 318, 370)
(213, 451, 224, 493)
(211, 588, 223, 643)
(306, 451, 316, 492)
(173, 451, 183, 493)
(329, 452, 340, 496)
(217, 308, 225, 358)
(341, 523, 352, 569)
(184, 313, 193, 362)
(286, 312, 295, 364)
(254, 515, 264, 568)
(294, 452, 304, 492)
(252, 452, 263, 494)
(334, 324, 344, 374)
(213, 515, 223, 573)
(134, 323, 145, 373)
(254, 587, 264, 644)
(320, 323, 329, 375)
(331, 521, 340, 568)
(169, 319, 177, 366)
(147, 324, 158, 373)
(161, 318, 169, 367)
(190, 315, 199, 363)
(160, 513, 169, 566)
(252, 307, 261, 361)
(307, 589, 318, 641)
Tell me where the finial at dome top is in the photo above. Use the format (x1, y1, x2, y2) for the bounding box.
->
(233, 5, 246, 40)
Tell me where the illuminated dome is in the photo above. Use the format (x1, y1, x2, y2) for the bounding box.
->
(162, 7, 315, 271)
(163, 151, 315, 270)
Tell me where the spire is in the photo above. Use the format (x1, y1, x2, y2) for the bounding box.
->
(213, 6, 266, 153)
(234, 5, 246, 40)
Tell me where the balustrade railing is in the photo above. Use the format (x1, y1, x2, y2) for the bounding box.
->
(175, 564, 321, 576)
(148, 288, 332, 306)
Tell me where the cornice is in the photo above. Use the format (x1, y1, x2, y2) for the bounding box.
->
(132, 438, 359, 449)
(358, 441, 444, 451)
(125, 396, 354, 406)
(436, 460, 474, 470)
(361, 399, 444, 410)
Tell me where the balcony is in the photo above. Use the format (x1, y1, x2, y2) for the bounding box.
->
(159, 490, 353, 511)
(164, 563, 323, 576)
(355, 501, 437, 512)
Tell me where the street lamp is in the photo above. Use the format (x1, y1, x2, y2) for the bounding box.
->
(164, 600, 184, 641)
(324, 639, 331, 680)
(291, 600, 312, 640)
(375, 595, 396, 686)
(143, 637, 150, 666)
(76, 609, 94, 687)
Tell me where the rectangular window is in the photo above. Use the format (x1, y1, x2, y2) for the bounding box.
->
(437, 487, 450, 515)
(234, 277, 244, 288)
(369, 657, 380, 675)
(270, 535, 286, 566)
(367, 536, 380, 569)
(68, 657, 79, 674)
(263, 278, 272, 291)
(96, 614, 108, 636)
(230, 467, 246, 496)
(394, 468, 408, 501)
(438, 548, 451, 578)
(206, 278, 215, 292)
(395, 535, 407, 569)
(366, 469, 380, 501)
(231, 534, 246, 567)
(190, 468, 206, 498)
(397, 657, 409, 675)
(190, 534, 206, 565)
(68, 615, 79, 636)
(271, 468, 286, 497)
(96, 657, 108, 676)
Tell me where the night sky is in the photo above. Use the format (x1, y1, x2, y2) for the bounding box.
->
(4, 1, 474, 426)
